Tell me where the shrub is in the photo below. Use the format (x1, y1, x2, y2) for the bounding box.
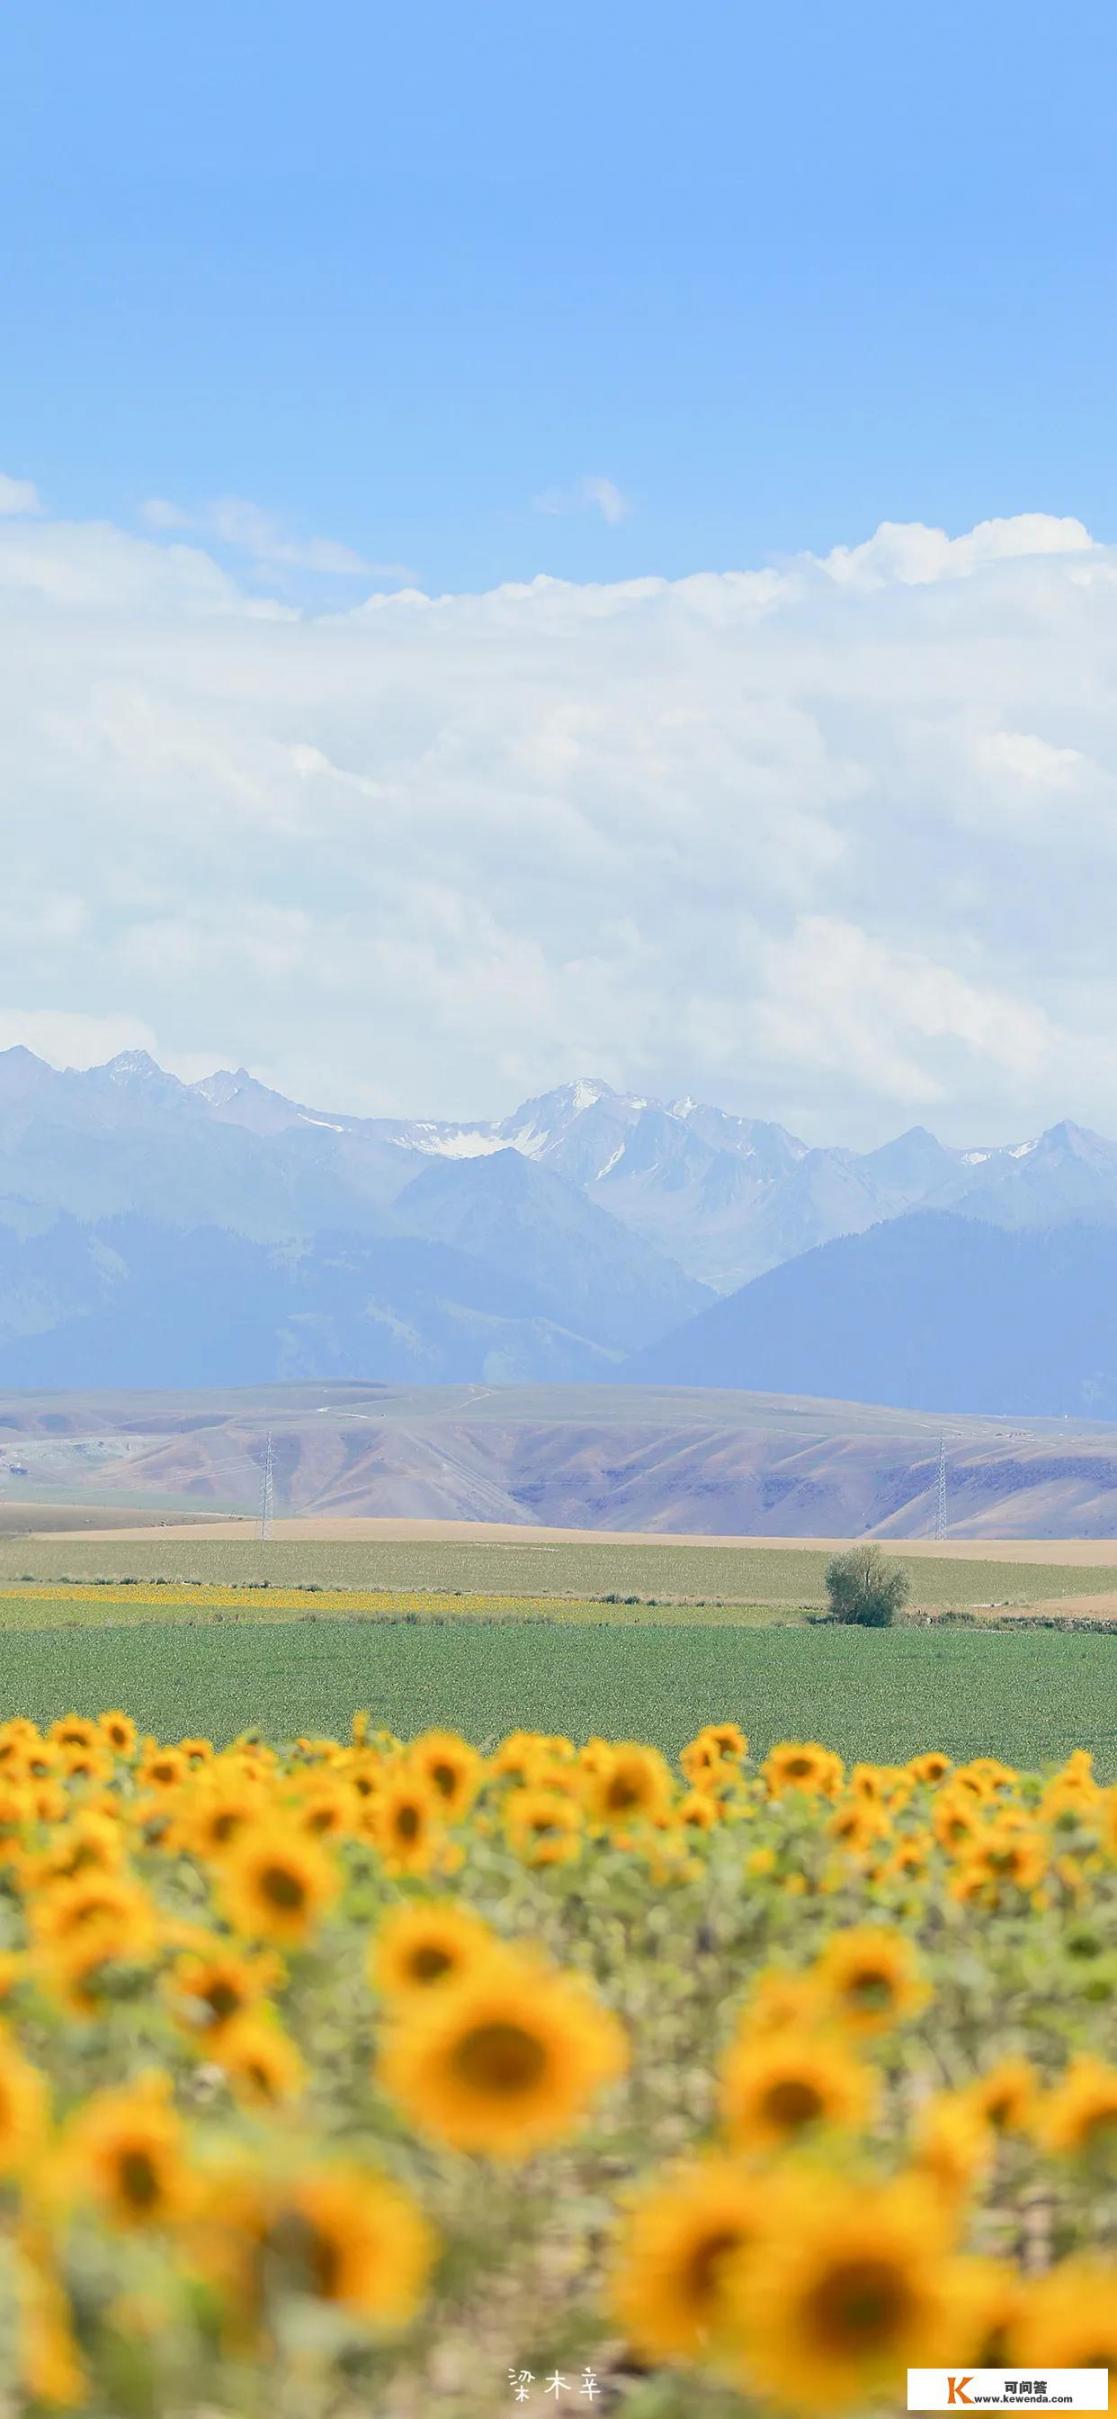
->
(824, 1544, 909, 1628)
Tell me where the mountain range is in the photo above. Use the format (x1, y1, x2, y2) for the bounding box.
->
(0, 1046, 1115, 1411)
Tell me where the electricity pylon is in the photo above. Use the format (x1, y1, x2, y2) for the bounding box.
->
(257, 1433, 275, 1541)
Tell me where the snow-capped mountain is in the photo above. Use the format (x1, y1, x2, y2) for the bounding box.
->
(0, 1047, 1115, 1391)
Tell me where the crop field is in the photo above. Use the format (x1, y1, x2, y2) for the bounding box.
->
(0, 1700, 1112, 2415)
(3, 1532, 1117, 1610)
(0, 1617, 1113, 1770)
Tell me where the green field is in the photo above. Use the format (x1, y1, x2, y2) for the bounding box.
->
(0, 1616, 1113, 1770)
(1, 1533, 1114, 1609)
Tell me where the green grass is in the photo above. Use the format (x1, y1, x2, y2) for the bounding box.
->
(0, 1535, 1113, 1609)
(1, 1618, 1113, 1770)
(0, 1590, 799, 1631)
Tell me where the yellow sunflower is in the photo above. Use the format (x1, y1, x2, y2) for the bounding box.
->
(965, 2055, 1038, 2135)
(939, 2254, 1030, 2367)
(1039, 2054, 1117, 2156)
(182, 1772, 266, 1862)
(63, 2075, 194, 2230)
(262, 2163, 434, 2326)
(98, 1711, 137, 1758)
(409, 1730, 482, 1816)
(907, 1750, 953, 1785)
(369, 1902, 496, 2000)
(377, 1951, 627, 2157)
(138, 1745, 190, 1794)
(587, 1744, 674, 1828)
(166, 1940, 284, 2038)
(219, 1821, 339, 1947)
(951, 1822, 1048, 1902)
(762, 1741, 843, 1799)
(724, 2172, 956, 2413)
(364, 1772, 444, 1875)
(1010, 2255, 1117, 2373)
(720, 2027, 876, 2151)
(736, 1966, 826, 2036)
(606, 2154, 770, 2360)
(911, 2091, 992, 2210)
(0, 2036, 48, 2177)
(812, 1926, 930, 2033)
(503, 1786, 583, 1865)
(213, 2013, 306, 2106)
(48, 1716, 98, 1754)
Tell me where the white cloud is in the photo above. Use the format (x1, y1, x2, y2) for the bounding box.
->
(2, 497, 1117, 1143)
(0, 474, 42, 517)
(534, 475, 631, 524)
(139, 493, 411, 580)
(976, 729, 1086, 789)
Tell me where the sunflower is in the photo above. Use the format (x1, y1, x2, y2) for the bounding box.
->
(907, 1750, 953, 1785)
(178, 1737, 214, 1768)
(951, 1822, 1048, 1902)
(369, 1902, 497, 2000)
(0, 1720, 40, 1768)
(364, 1773, 444, 1875)
(677, 1790, 721, 1832)
(911, 2091, 991, 2209)
(939, 2255, 1030, 2366)
(16, 2232, 86, 2411)
(931, 1789, 985, 1854)
(219, 1821, 339, 1947)
(762, 1742, 843, 1799)
(30, 1869, 156, 1954)
(587, 1744, 674, 1828)
(0, 1781, 31, 1867)
(261, 2164, 434, 2326)
(965, 2055, 1038, 2135)
(1039, 2054, 1117, 2156)
(183, 1772, 265, 1862)
(48, 1716, 98, 1754)
(504, 1786, 583, 1865)
(64, 2075, 194, 2230)
(0, 2036, 48, 2176)
(377, 1950, 627, 2157)
(409, 1731, 482, 1816)
(827, 1802, 889, 1853)
(214, 2013, 306, 2106)
(736, 1966, 826, 2036)
(724, 2173, 956, 2413)
(166, 1940, 283, 2038)
(812, 1927, 929, 2033)
(1010, 2255, 1117, 2373)
(138, 1745, 190, 1794)
(290, 1778, 356, 1842)
(58, 1744, 111, 1785)
(98, 1711, 137, 1757)
(720, 2027, 876, 2151)
(606, 2154, 770, 2361)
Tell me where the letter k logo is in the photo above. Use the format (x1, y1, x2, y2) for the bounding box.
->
(947, 2381, 975, 2407)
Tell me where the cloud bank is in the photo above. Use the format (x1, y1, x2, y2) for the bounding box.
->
(0, 488, 1113, 1142)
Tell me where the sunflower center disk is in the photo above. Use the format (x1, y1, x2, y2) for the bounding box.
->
(260, 1865, 307, 1911)
(809, 2258, 912, 2350)
(452, 2022, 548, 2096)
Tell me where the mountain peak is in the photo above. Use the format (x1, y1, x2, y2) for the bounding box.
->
(97, 1051, 184, 1089)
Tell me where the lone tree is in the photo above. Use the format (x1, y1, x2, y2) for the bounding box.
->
(824, 1544, 909, 1628)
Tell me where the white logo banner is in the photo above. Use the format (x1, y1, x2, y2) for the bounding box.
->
(908, 2373, 1108, 2412)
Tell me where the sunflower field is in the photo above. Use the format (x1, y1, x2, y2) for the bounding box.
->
(0, 1715, 1111, 2416)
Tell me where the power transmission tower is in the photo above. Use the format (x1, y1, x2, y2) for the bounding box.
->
(257, 1433, 275, 1541)
(934, 1433, 947, 1542)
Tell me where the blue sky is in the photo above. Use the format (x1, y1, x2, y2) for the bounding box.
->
(3, 3, 1117, 1144)
(6, 0, 1117, 592)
